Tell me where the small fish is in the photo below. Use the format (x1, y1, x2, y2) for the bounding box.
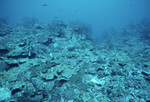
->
(42, 4, 47, 6)
(75, 10, 78, 13)
(54, 16, 58, 19)
(129, 4, 133, 7)
(58, 9, 64, 12)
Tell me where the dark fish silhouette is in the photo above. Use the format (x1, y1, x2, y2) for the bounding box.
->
(58, 9, 64, 12)
(42, 4, 47, 6)
(129, 4, 133, 7)
(75, 10, 78, 13)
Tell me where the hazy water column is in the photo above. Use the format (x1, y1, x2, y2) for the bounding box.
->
(0, 0, 150, 41)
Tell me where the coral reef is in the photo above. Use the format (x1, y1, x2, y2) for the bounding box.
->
(0, 20, 150, 102)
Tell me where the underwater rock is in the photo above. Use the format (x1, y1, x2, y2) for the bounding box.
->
(31, 78, 39, 87)
(0, 59, 8, 71)
(18, 41, 27, 47)
(4, 59, 19, 69)
(7, 47, 29, 59)
(65, 30, 72, 39)
(0, 44, 9, 55)
(66, 52, 78, 58)
(63, 88, 78, 101)
(36, 25, 43, 29)
(62, 68, 73, 79)
(68, 59, 77, 69)
(0, 87, 11, 101)
(141, 71, 150, 83)
(96, 56, 106, 64)
(90, 76, 106, 86)
(30, 94, 43, 102)
(11, 81, 35, 95)
(0, 25, 13, 37)
(69, 74, 87, 92)
(37, 81, 54, 91)
(82, 93, 91, 102)
(67, 44, 76, 52)
(42, 72, 55, 80)
(41, 65, 60, 81)
(91, 63, 104, 71)
(69, 74, 82, 85)
(141, 71, 149, 77)
(54, 78, 68, 87)
(42, 38, 53, 46)
(0, 31, 7, 36)
(85, 67, 96, 75)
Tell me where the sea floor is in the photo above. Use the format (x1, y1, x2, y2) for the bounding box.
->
(0, 21, 150, 102)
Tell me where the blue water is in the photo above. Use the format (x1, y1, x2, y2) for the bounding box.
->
(0, 0, 150, 102)
(0, 0, 150, 41)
